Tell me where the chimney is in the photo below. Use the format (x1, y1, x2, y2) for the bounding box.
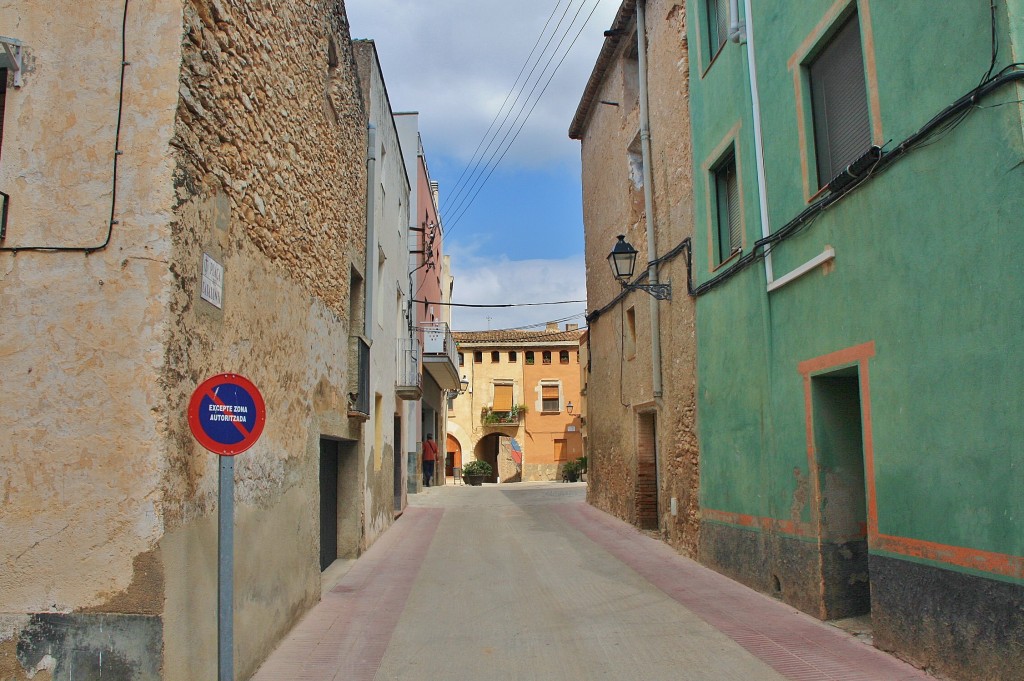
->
(546, 322, 559, 331)
(565, 323, 579, 331)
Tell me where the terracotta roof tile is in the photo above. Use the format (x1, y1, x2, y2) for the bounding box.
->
(453, 328, 584, 345)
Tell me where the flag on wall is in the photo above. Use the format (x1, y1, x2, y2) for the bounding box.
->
(510, 438, 523, 465)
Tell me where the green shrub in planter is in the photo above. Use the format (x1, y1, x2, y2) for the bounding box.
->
(462, 460, 492, 477)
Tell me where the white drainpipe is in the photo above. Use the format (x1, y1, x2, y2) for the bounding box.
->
(740, 0, 774, 285)
(740, 0, 835, 291)
(636, 0, 663, 399)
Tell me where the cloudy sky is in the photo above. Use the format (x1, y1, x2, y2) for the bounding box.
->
(345, 0, 621, 331)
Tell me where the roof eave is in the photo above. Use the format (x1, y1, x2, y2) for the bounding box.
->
(568, 0, 637, 140)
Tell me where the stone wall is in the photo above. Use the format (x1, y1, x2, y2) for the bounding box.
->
(162, 1, 369, 678)
(0, 0, 372, 678)
(0, 0, 183, 678)
(574, 0, 699, 555)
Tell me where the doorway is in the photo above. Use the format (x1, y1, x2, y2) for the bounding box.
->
(320, 437, 361, 571)
(474, 434, 501, 483)
(393, 415, 403, 511)
(811, 368, 871, 619)
(636, 411, 659, 530)
(319, 439, 339, 571)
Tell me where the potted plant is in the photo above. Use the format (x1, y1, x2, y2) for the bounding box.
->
(561, 458, 582, 482)
(462, 459, 492, 486)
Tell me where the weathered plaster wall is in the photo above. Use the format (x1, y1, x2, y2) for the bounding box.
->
(0, 0, 182, 676)
(576, 0, 698, 554)
(160, 1, 368, 679)
(353, 39, 410, 543)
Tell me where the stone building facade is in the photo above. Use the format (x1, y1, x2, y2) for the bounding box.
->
(450, 326, 584, 483)
(1, 1, 383, 679)
(569, 0, 699, 554)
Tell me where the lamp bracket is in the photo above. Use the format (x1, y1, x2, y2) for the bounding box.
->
(622, 281, 672, 300)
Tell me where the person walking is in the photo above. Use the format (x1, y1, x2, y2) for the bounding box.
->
(422, 433, 438, 487)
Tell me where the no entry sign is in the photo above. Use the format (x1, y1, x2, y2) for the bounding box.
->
(188, 373, 266, 455)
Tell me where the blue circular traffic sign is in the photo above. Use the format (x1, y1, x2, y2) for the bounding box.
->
(188, 374, 266, 455)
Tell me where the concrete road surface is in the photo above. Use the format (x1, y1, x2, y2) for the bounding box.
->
(251, 482, 932, 681)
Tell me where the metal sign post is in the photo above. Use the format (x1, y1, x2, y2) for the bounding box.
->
(188, 374, 266, 681)
(218, 455, 235, 681)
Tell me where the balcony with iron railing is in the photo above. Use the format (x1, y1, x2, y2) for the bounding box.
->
(421, 321, 461, 391)
(349, 336, 370, 418)
(480, 404, 527, 429)
(397, 335, 422, 400)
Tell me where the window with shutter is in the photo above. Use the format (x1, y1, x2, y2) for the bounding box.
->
(714, 150, 741, 264)
(809, 14, 871, 188)
(541, 384, 560, 412)
(706, 0, 729, 59)
(493, 384, 513, 412)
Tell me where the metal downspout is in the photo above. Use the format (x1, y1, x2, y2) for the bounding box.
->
(365, 124, 377, 338)
(740, 0, 775, 284)
(636, 0, 663, 399)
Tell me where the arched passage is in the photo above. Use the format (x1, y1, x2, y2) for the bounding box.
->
(473, 434, 501, 483)
(446, 433, 462, 478)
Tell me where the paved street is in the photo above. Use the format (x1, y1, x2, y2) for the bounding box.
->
(251, 483, 932, 681)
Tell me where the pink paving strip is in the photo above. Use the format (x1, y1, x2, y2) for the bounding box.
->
(251, 507, 444, 681)
(554, 502, 932, 681)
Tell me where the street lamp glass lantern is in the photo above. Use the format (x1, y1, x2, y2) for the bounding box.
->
(608, 234, 638, 281)
(460, 375, 470, 393)
(566, 401, 574, 414)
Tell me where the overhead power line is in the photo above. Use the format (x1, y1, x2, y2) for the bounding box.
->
(441, 0, 607, 238)
(412, 298, 586, 308)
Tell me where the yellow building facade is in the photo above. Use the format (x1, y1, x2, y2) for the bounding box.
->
(450, 325, 584, 482)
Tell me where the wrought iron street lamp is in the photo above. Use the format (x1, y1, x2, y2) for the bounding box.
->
(607, 235, 671, 300)
(566, 401, 574, 414)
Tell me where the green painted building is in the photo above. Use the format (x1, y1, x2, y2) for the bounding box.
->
(686, 0, 1023, 677)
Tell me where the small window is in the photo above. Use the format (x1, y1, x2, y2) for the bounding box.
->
(559, 351, 570, 364)
(542, 351, 552, 365)
(808, 13, 871, 189)
(491, 351, 500, 363)
(0, 68, 6, 159)
(525, 351, 535, 365)
(714, 149, 741, 263)
(458, 353, 464, 366)
(705, 0, 729, 60)
(509, 351, 517, 363)
(541, 384, 560, 413)
(576, 352, 580, 364)
(474, 351, 482, 364)
(625, 307, 637, 359)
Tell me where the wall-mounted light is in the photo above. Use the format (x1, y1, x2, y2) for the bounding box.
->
(566, 401, 574, 415)
(608, 235, 671, 300)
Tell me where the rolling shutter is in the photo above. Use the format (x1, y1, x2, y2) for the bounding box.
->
(810, 14, 871, 187)
(493, 384, 513, 412)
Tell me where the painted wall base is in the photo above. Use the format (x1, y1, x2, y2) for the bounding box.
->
(700, 521, 871, 619)
(8, 613, 161, 681)
(871, 554, 1024, 681)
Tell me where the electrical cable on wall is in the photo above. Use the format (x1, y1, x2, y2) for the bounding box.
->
(0, 0, 130, 254)
(587, 58, 1024, 322)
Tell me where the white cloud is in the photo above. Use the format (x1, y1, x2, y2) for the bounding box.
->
(446, 240, 587, 331)
(345, 0, 621, 169)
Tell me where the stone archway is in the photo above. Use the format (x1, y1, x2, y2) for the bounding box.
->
(473, 434, 501, 483)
